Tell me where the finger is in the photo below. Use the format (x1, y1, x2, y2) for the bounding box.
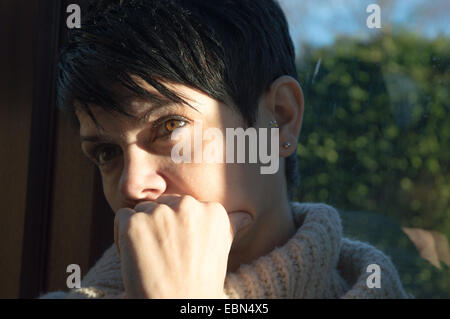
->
(114, 207, 136, 258)
(154, 194, 183, 207)
(134, 201, 158, 213)
(228, 211, 252, 238)
(133, 195, 183, 213)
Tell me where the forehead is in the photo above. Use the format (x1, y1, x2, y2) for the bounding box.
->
(74, 79, 244, 139)
(74, 83, 210, 134)
(75, 100, 173, 141)
(75, 79, 176, 130)
(75, 98, 152, 125)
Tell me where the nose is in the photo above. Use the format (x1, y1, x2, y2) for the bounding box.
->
(118, 147, 167, 206)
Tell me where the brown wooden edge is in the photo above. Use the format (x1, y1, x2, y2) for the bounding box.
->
(19, 0, 62, 299)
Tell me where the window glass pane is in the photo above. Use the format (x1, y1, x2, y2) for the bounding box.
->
(280, 0, 450, 298)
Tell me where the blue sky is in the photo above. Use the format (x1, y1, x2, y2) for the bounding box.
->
(278, 0, 450, 54)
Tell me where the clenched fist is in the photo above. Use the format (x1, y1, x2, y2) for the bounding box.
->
(114, 195, 253, 299)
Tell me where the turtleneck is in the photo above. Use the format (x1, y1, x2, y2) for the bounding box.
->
(40, 202, 408, 299)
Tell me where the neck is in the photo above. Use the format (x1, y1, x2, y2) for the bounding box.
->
(227, 198, 296, 272)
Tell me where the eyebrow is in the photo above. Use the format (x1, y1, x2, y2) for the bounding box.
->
(80, 135, 114, 143)
(137, 100, 176, 124)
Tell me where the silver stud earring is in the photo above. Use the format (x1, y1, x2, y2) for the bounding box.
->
(269, 120, 279, 128)
(283, 142, 292, 149)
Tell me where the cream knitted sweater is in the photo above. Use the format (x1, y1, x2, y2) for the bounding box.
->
(40, 202, 408, 299)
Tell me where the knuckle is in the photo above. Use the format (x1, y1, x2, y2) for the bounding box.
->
(208, 201, 224, 212)
(153, 204, 173, 225)
(178, 195, 198, 209)
(123, 212, 147, 237)
(154, 203, 171, 215)
(207, 202, 227, 222)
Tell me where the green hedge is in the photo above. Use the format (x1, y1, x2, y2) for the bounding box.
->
(295, 30, 450, 297)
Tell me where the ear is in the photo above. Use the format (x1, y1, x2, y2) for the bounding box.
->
(264, 76, 304, 158)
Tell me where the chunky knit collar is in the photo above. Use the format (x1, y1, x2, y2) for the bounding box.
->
(43, 202, 407, 299)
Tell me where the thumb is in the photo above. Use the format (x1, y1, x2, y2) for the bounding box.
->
(228, 211, 252, 238)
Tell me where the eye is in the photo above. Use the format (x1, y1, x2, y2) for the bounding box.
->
(92, 144, 122, 166)
(154, 117, 188, 139)
(165, 119, 186, 132)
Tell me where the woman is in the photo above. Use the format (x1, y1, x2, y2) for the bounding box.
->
(41, 0, 407, 298)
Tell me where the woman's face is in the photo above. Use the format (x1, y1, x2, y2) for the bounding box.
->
(76, 80, 295, 266)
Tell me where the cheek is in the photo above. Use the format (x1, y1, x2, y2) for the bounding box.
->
(100, 171, 122, 212)
(170, 161, 262, 209)
(165, 162, 228, 201)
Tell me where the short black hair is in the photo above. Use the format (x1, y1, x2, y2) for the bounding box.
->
(58, 0, 300, 200)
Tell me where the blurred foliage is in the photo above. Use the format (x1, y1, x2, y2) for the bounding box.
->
(295, 30, 450, 298)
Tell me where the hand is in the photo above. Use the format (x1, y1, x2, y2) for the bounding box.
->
(114, 195, 252, 299)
